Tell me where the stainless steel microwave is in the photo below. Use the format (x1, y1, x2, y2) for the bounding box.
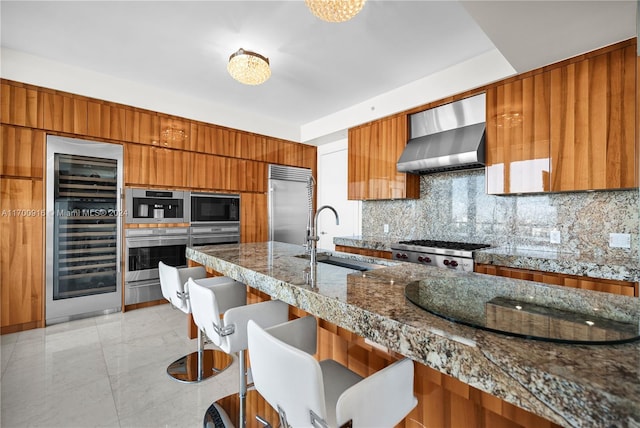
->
(125, 188, 189, 224)
(190, 193, 240, 224)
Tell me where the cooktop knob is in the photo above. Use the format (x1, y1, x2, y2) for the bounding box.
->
(424, 256, 431, 263)
(443, 259, 450, 266)
(450, 260, 459, 267)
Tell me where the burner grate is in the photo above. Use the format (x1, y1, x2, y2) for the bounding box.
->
(397, 240, 490, 251)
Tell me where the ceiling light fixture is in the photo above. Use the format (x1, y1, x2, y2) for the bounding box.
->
(227, 48, 271, 85)
(305, 0, 366, 22)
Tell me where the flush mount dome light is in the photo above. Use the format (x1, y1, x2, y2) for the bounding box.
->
(305, 0, 366, 23)
(227, 48, 271, 85)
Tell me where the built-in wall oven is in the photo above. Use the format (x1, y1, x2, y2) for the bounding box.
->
(124, 227, 189, 305)
(125, 188, 189, 224)
(190, 193, 241, 247)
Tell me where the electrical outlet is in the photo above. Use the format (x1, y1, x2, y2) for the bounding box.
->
(383, 224, 389, 234)
(609, 233, 631, 249)
(550, 230, 561, 244)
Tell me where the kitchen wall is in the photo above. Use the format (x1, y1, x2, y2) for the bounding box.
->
(363, 170, 639, 260)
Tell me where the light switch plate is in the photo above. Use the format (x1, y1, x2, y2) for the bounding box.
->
(609, 233, 631, 249)
(383, 224, 389, 233)
(550, 230, 561, 244)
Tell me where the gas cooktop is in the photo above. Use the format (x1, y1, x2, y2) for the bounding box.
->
(395, 240, 491, 252)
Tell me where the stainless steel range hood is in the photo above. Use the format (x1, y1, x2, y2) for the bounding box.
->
(397, 93, 486, 174)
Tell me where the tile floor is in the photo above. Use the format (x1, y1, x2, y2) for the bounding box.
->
(1, 304, 239, 427)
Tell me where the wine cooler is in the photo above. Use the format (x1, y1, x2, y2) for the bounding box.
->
(46, 136, 123, 324)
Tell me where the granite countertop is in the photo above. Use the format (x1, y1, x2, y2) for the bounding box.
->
(334, 235, 640, 282)
(187, 241, 640, 428)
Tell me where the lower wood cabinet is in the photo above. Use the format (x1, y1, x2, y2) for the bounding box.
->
(1, 178, 44, 333)
(475, 263, 638, 297)
(335, 244, 392, 259)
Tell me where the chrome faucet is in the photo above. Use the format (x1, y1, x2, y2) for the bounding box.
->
(308, 205, 340, 267)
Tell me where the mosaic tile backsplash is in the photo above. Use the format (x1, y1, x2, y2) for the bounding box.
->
(362, 170, 639, 259)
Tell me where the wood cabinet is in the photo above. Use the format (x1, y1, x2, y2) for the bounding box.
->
(1, 125, 45, 178)
(1, 178, 44, 333)
(348, 114, 419, 200)
(125, 144, 189, 188)
(241, 192, 268, 243)
(486, 40, 637, 194)
(87, 101, 126, 141)
(550, 43, 636, 191)
(475, 263, 638, 297)
(335, 244, 392, 259)
(190, 153, 267, 193)
(41, 92, 88, 135)
(0, 82, 41, 128)
(486, 72, 551, 194)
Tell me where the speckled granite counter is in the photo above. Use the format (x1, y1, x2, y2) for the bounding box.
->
(188, 241, 640, 428)
(335, 235, 640, 283)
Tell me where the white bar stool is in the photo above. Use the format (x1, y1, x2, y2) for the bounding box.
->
(158, 261, 246, 383)
(188, 277, 290, 428)
(247, 316, 418, 428)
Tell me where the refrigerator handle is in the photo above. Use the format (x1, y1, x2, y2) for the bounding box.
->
(268, 184, 274, 241)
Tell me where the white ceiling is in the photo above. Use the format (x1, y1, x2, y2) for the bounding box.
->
(1, 1, 636, 144)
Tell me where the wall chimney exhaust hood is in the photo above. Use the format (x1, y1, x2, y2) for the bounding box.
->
(397, 93, 486, 174)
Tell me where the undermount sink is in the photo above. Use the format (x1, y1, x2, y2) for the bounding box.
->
(296, 253, 386, 271)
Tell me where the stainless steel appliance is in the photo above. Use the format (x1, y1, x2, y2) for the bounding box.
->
(268, 164, 313, 245)
(190, 192, 240, 224)
(124, 227, 189, 305)
(390, 240, 490, 272)
(397, 93, 486, 174)
(125, 188, 189, 224)
(46, 136, 123, 325)
(190, 224, 240, 246)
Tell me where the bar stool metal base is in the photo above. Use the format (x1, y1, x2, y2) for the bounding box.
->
(204, 402, 234, 428)
(166, 349, 233, 383)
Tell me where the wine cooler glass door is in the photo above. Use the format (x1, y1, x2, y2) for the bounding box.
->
(46, 136, 123, 325)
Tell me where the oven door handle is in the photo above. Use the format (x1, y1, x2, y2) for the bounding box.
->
(190, 234, 240, 245)
(126, 236, 189, 248)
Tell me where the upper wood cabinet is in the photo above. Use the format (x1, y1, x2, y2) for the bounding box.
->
(550, 43, 636, 191)
(125, 144, 189, 188)
(487, 41, 637, 195)
(486, 72, 551, 194)
(1, 125, 45, 178)
(0, 82, 41, 128)
(348, 114, 419, 200)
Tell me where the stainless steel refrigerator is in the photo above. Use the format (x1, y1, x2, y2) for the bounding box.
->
(46, 135, 123, 324)
(268, 165, 312, 246)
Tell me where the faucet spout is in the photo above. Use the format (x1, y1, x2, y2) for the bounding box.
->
(309, 205, 340, 268)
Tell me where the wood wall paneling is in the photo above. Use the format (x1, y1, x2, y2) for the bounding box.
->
(1, 178, 44, 330)
(1, 125, 45, 178)
(0, 83, 41, 128)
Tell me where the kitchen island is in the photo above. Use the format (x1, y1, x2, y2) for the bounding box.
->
(187, 241, 640, 428)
